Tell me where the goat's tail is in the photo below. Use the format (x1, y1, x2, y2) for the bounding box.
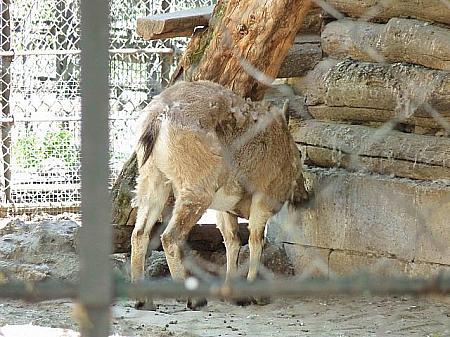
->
(137, 112, 162, 167)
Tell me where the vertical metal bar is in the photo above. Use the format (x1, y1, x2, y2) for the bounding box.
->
(1, 0, 12, 203)
(79, 0, 112, 337)
(160, 0, 172, 88)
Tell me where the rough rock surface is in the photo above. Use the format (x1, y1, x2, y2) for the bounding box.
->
(0, 216, 80, 282)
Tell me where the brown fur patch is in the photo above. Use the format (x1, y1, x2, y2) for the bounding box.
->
(138, 112, 162, 166)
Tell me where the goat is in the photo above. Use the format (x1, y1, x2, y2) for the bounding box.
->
(131, 80, 309, 309)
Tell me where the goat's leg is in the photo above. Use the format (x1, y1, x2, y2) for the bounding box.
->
(216, 211, 241, 282)
(247, 207, 272, 282)
(239, 195, 273, 305)
(160, 191, 211, 309)
(131, 170, 171, 310)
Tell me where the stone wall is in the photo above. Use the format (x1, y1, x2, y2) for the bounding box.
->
(268, 168, 450, 277)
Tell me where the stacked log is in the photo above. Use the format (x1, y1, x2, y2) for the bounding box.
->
(326, 0, 450, 26)
(291, 59, 450, 129)
(321, 18, 450, 70)
(291, 120, 450, 181)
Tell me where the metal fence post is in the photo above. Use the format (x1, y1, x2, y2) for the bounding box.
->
(160, 0, 172, 88)
(79, 0, 112, 336)
(1, 0, 12, 204)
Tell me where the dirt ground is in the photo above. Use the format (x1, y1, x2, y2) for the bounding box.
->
(1, 216, 449, 336)
(1, 295, 449, 337)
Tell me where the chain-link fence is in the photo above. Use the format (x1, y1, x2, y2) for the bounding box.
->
(0, 0, 213, 214)
(1, 0, 450, 336)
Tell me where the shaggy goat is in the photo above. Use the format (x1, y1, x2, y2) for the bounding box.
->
(131, 80, 308, 309)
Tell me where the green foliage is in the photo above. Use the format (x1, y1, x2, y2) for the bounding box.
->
(13, 134, 42, 168)
(42, 129, 79, 166)
(13, 129, 79, 169)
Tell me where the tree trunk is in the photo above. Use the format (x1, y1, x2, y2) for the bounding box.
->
(291, 120, 450, 181)
(111, 0, 313, 226)
(111, 153, 138, 226)
(190, 0, 312, 100)
(322, 18, 450, 71)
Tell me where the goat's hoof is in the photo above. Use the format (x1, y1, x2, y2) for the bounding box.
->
(187, 297, 207, 310)
(232, 296, 271, 306)
(254, 296, 271, 305)
(134, 299, 156, 311)
(232, 296, 257, 306)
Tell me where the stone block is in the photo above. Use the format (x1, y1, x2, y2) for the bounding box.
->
(414, 187, 450, 265)
(284, 243, 330, 277)
(328, 250, 407, 277)
(405, 261, 450, 278)
(285, 169, 418, 260)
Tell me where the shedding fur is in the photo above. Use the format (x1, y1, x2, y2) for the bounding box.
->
(131, 81, 309, 309)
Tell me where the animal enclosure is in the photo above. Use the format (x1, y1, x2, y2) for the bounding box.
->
(1, 0, 450, 337)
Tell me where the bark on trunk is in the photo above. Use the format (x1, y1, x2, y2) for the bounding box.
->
(177, 0, 313, 100)
(322, 18, 450, 71)
(111, 153, 138, 226)
(291, 120, 450, 181)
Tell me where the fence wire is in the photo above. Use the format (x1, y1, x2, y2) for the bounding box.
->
(0, 0, 450, 336)
(0, 0, 213, 214)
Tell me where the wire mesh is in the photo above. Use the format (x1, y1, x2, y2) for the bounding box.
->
(0, 0, 214, 214)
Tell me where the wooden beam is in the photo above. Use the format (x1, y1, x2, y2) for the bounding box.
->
(292, 59, 450, 116)
(291, 120, 450, 181)
(326, 0, 450, 26)
(0, 203, 80, 218)
(136, 6, 213, 40)
(308, 105, 450, 130)
(322, 18, 450, 71)
(278, 35, 322, 78)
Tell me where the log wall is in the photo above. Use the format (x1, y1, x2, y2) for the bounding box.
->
(285, 1, 450, 157)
